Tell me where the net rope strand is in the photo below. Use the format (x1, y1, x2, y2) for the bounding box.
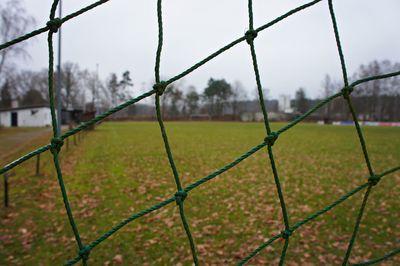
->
(327, 1, 377, 264)
(153, 0, 199, 263)
(247, 1, 291, 264)
(0, 0, 399, 265)
(46, 0, 90, 264)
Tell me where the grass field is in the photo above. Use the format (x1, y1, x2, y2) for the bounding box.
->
(0, 127, 51, 163)
(0, 122, 399, 265)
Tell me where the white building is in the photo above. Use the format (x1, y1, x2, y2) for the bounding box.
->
(278, 94, 293, 113)
(0, 105, 52, 127)
(240, 111, 282, 122)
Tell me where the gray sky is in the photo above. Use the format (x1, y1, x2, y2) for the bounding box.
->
(17, 0, 400, 100)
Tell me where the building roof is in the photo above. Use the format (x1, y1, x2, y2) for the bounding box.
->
(0, 104, 50, 112)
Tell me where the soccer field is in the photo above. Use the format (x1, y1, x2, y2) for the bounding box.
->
(1, 122, 399, 265)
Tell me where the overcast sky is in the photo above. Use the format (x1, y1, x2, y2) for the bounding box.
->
(16, 0, 400, 100)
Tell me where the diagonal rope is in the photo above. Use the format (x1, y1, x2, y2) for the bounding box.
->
(327, 1, 381, 265)
(246, 1, 290, 264)
(153, 0, 199, 264)
(46, 0, 90, 264)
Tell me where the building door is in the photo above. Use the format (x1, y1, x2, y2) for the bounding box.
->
(11, 112, 18, 127)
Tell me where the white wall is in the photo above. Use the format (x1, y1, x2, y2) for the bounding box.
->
(278, 95, 293, 113)
(0, 107, 52, 127)
(0, 111, 11, 127)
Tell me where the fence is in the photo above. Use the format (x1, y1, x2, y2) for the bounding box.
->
(1, 0, 399, 265)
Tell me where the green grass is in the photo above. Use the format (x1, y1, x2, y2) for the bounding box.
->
(0, 127, 51, 163)
(0, 122, 399, 265)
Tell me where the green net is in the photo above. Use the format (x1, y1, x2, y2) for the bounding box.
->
(1, 0, 399, 265)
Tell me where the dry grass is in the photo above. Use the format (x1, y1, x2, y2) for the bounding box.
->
(0, 122, 399, 265)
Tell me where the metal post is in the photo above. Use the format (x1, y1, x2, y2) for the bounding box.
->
(4, 173, 8, 207)
(56, 0, 63, 136)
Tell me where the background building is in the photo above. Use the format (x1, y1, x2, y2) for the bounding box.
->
(0, 105, 51, 127)
(278, 94, 293, 113)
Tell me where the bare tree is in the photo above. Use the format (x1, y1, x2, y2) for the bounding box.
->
(0, 0, 35, 80)
(167, 85, 183, 118)
(251, 86, 270, 101)
(184, 85, 200, 116)
(82, 69, 109, 112)
(21, 88, 46, 106)
(58, 62, 84, 109)
(16, 69, 49, 104)
(321, 74, 335, 122)
(0, 80, 12, 108)
(118, 71, 133, 102)
(231, 80, 247, 118)
(106, 73, 118, 107)
(106, 71, 133, 107)
(352, 60, 400, 121)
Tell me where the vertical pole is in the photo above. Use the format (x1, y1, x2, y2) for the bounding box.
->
(96, 63, 99, 116)
(36, 154, 40, 176)
(56, 0, 63, 137)
(4, 173, 8, 207)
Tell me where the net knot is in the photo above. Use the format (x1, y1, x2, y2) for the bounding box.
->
(50, 137, 64, 154)
(341, 85, 354, 99)
(153, 81, 167, 96)
(245, 30, 258, 44)
(264, 132, 278, 146)
(78, 245, 91, 261)
(368, 175, 380, 186)
(47, 18, 62, 33)
(281, 229, 292, 239)
(175, 190, 187, 205)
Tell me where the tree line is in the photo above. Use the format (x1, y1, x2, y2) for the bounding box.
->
(294, 59, 400, 122)
(0, 0, 133, 114)
(1, 59, 399, 122)
(0, 62, 134, 112)
(158, 79, 248, 119)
